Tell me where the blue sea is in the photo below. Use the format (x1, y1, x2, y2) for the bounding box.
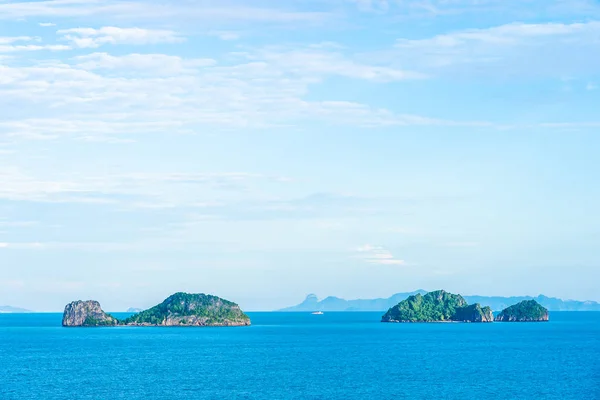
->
(1, 312, 599, 399)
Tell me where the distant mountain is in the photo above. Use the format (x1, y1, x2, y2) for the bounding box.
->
(0, 305, 32, 313)
(126, 308, 143, 313)
(280, 290, 428, 312)
(280, 291, 600, 312)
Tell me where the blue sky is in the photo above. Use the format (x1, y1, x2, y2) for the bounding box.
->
(1, 0, 599, 311)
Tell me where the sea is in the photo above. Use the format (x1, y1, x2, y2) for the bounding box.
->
(0, 312, 598, 400)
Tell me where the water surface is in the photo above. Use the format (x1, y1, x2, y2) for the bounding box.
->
(1, 312, 598, 399)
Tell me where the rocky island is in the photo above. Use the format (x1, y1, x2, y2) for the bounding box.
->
(381, 290, 494, 323)
(62, 292, 251, 327)
(62, 300, 119, 326)
(495, 300, 549, 322)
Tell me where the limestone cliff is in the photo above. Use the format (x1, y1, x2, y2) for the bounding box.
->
(62, 300, 118, 327)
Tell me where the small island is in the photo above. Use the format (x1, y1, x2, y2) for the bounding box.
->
(62, 292, 251, 327)
(381, 290, 494, 323)
(495, 300, 549, 322)
(62, 300, 118, 326)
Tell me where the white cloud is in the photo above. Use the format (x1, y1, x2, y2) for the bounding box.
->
(0, 36, 36, 44)
(0, 36, 70, 52)
(0, 44, 71, 52)
(0, 167, 291, 204)
(251, 46, 425, 82)
(0, 47, 485, 141)
(0, 1, 331, 23)
(57, 26, 184, 48)
(389, 21, 600, 76)
(347, 0, 600, 17)
(39, 22, 56, 27)
(356, 244, 406, 265)
(73, 52, 216, 75)
(396, 21, 600, 48)
(208, 31, 241, 41)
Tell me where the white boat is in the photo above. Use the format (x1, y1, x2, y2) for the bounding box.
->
(311, 311, 324, 315)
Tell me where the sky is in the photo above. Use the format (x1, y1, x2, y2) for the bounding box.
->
(1, 0, 599, 312)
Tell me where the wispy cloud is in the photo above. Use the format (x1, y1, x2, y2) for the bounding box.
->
(208, 30, 241, 41)
(57, 26, 184, 48)
(0, 35, 69, 52)
(387, 21, 600, 77)
(0, 167, 292, 205)
(0, 1, 331, 24)
(249, 45, 426, 82)
(73, 52, 216, 74)
(356, 244, 406, 265)
(0, 42, 487, 141)
(347, 0, 600, 17)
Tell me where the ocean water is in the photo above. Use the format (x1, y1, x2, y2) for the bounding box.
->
(0, 312, 598, 400)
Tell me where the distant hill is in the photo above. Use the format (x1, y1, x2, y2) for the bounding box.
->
(0, 306, 32, 313)
(280, 291, 428, 312)
(126, 308, 143, 313)
(280, 291, 600, 312)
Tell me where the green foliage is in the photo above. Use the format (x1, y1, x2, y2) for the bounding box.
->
(496, 300, 548, 321)
(83, 314, 116, 326)
(452, 303, 493, 322)
(120, 292, 250, 325)
(382, 290, 469, 322)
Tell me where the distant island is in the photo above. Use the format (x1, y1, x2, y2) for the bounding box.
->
(281, 291, 600, 312)
(495, 300, 549, 322)
(0, 306, 32, 313)
(381, 291, 548, 323)
(126, 308, 143, 313)
(381, 290, 494, 323)
(62, 293, 251, 327)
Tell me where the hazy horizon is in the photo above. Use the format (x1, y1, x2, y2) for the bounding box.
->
(3, 288, 600, 313)
(1, 0, 599, 312)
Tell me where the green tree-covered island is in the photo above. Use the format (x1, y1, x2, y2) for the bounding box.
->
(495, 300, 549, 322)
(381, 290, 549, 323)
(62, 293, 251, 327)
(381, 290, 494, 323)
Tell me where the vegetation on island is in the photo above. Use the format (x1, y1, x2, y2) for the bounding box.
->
(381, 290, 493, 323)
(83, 314, 118, 326)
(495, 300, 549, 322)
(63, 293, 251, 327)
(453, 303, 494, 322)
(121, 292, 250, 326)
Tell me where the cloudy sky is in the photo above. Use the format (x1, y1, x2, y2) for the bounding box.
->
(1, 0, 599, 311)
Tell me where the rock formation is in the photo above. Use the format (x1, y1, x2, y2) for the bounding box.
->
(62, 300, 118, 327)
